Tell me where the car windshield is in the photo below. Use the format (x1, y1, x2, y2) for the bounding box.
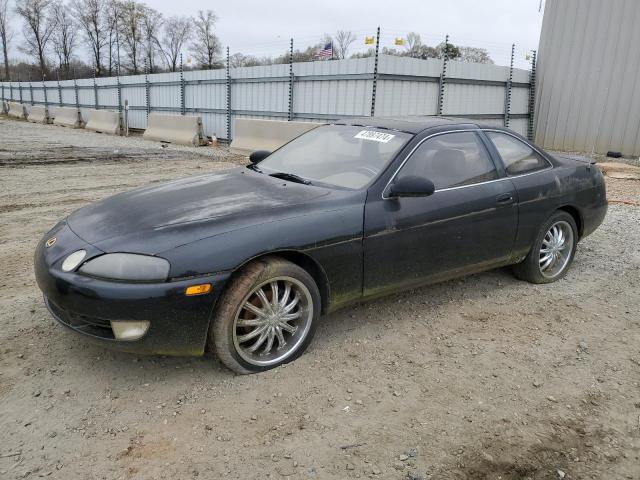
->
(256, 124, 412, 189)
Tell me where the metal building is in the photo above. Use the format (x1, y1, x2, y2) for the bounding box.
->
(535, 0, 640, 156)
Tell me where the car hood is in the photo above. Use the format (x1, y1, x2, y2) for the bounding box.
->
(67, 167, 333, 254)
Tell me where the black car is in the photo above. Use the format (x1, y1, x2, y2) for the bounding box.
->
(35, 117, 608, 373)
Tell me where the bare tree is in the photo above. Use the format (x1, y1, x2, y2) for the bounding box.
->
(190, 9, 220, 69)
(228, 52, 268, 68)
(105, 0, 118, 75)
(404, 32, 422, 57)
(15, 0, 56, 75)
(334, 30, 355, 59)
(0, 0, 12, 78)
(140, 4, 162, 72)
(51, 0, 76, 77)
(158, 15, 189, 72)
(72, 0, 106, 76)
(458, 46, 493, 64)
(118, 0, 144, 73)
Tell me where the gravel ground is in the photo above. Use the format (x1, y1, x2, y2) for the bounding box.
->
(1, 118, 639, 480)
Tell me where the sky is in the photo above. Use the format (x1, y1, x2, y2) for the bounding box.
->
(143, 0, 546, 69)
(7, 0, 545, 70)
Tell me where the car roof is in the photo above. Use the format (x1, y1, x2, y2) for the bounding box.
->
(333, 115, 502, 135)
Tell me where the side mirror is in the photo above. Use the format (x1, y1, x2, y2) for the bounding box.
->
(249, 150, 271, 163)
(388, 175, 435, 198)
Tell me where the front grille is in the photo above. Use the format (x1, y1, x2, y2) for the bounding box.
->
(45, 297, 115, 340)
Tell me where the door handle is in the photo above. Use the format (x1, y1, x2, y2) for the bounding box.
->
(496, 193, 515, 205)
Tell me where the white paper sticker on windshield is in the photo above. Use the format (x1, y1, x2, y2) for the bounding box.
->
(354, 130, 395, 143)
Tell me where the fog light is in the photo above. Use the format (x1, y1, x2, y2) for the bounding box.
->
(110, 320, 150, 341)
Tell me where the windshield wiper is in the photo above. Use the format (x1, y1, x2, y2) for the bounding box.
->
(269, 172, 312, 185)
(247, 164, 263, 173)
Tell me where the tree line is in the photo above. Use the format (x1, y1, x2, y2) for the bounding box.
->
(0, 0, 494, 82)
(223, 31, 493, 70)
(0, 0, 222, 80)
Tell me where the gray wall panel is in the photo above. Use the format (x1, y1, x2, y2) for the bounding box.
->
(536, 0, 640, 155)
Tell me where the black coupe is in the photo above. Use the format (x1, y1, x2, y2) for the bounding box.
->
(35, 117, 607, 373)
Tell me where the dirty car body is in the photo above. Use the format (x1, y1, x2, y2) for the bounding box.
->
(34, 117, 607, 358)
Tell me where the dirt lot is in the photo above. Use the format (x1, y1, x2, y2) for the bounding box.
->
(0, 118, 639, 480)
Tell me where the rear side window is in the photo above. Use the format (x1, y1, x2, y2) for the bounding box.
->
(486, 131, 550, 175)
(396, 131, 498, 190)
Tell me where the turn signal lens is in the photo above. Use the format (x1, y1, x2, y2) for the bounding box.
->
(185, 284, 212, 296)
(61, 250, 87, 272)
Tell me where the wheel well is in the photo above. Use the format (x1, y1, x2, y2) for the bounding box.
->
(238, 251, 330, 315)
(557, 205, 583, 238)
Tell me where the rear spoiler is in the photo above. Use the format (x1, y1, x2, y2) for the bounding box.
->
(553, 153, 598, 171)
(553, 153, 596, 165)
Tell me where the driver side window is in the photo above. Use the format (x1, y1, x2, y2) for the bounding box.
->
(396, 131, 498, 190)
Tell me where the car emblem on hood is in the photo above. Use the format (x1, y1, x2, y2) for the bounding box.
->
(45, 237, 57, 248)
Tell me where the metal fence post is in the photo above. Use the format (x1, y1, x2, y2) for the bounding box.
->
(437, 34, 450, 115)
(18, 76, 23, 103)
(370, 26, 380, 117)
(57, 72, 62, 106)
(73, 68, 79, 110)
(179, 54, 185, 115)
(28, 74, 34, 105)
(124, 99, 129, 136)
(116, 59, 122, 115)
(10, 81, 13, 101)
(288, 38, 294, 121)
(527, 50, 537, 141)
(144, 59, 150, 118)
(504, 43, 515, 127)
(42, 75, 48, 109)
(93, 65, 99, 109)
(226, 46, 231, 142)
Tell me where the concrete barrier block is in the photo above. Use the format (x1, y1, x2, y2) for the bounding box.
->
(85, 109, 122, 135)
(27, 105, 52, 124)
(2, 100, 8, 114)
(230, 118, 322, 156)
(8, 102, 27, 119)
(53, 107, 84, 128)
(142, 113, 208, 147)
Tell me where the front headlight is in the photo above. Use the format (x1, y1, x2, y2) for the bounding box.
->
(78, 253, 170, 282)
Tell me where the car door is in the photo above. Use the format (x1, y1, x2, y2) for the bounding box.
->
(482, 130, 557, 261)
(363, 130, 519, 297)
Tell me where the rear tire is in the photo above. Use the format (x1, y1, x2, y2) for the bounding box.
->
(512, 211, 578, 284)
(209, 257, 320, 374)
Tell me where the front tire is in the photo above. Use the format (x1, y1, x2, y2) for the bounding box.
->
(512, 211, 578, 284)
(209, 257, 320, 374)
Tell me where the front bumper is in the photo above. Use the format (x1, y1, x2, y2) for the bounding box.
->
(34, 223, 230, 356)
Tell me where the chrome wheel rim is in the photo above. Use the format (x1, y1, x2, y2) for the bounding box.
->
(232, 276, 313, 367)
(539, 220, 574, 278)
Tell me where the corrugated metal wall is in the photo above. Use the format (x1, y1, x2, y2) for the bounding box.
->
(535, 0, 640, 156)
(1, 54, 532, 140)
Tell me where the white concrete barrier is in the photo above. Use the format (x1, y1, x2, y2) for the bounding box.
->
(85, 109, 121, 135)
(142, 113, 207, 147)
(8, 102, 27, 119)
(2, 100, 8, 114)
(27, 105, 52, 124)
(53, 107, 84, 128)
(230, 118, 322, 156)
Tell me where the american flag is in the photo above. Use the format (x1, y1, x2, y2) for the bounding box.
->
(316, 42, 333, 59)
